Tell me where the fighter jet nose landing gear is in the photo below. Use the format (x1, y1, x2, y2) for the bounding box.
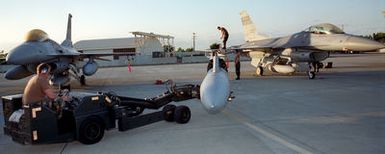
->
(307, 71, 315, 79)
(256, 66, 264, 76)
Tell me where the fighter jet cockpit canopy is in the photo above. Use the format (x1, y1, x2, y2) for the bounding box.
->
(305, 23, 345, 35)
(25, 29, 49, 42)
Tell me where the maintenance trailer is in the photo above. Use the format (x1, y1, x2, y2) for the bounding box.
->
(2, 83, 200, 144)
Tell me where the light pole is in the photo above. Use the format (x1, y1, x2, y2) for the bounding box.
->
(192, 32, 196, 51)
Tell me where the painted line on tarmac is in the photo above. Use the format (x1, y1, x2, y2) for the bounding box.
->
(223, 110, 313, 154)
(242, 121, 313, 154)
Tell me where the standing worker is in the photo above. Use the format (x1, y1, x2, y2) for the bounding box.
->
(234, 50, 241, 80)
(217, 26, 229, 49)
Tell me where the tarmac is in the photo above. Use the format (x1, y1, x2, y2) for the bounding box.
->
(0, 53, 384, 154)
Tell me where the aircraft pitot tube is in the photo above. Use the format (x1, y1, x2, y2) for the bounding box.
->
(199, 53, 231, 114)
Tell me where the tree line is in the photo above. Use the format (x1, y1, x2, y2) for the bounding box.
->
(364, 32, 385, 43)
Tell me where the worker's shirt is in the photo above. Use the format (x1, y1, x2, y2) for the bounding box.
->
(221, 28, 229, 38)
(22, 75, 51, 105)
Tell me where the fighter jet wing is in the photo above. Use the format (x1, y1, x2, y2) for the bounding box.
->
(230, 37, 284, 52)
(47, 52, 134, 61)
(78, 52, 134, 57)
(203, 48, 236, 55)
(239, 45, 272, 50)
(77, 52, 135, 61)
(228, 44, 273, 53)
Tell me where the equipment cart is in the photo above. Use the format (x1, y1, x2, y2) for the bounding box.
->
(2, 83, 200, 144)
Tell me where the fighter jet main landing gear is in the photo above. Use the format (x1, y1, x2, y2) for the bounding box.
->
(308, 61, 321, 79)
(80, 75, 86, 85)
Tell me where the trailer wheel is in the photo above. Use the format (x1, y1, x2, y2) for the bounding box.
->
(78, 117, 105, 144)
(163, 105, 176, 122)
(174, 106, 191, 124)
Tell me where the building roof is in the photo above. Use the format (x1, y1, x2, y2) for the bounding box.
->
(74, 37, 142, 50)
(131, 31, 174, 39)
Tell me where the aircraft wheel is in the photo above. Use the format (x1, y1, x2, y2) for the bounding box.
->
(80, 75, 86, 85)
(174, 105, 191, 124)
(162, 105, 176, 122)
(307, 71, 315, 79)
(78, 117, 105, 144)
(256, 66, 263, 76)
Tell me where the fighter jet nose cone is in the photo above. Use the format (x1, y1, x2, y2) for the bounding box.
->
(6, 43, 45, 65)
(6, 44, 30, 64)
(377, 43, 385, 49)
(345, 36, 385, 51)
(204, 102, 222, 113)
(6, 48, 20, 64)
(205, 103, 225, 114)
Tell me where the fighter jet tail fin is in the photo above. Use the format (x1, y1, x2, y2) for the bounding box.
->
(61, 13, 73, 47)
(240, 10, 267, 42)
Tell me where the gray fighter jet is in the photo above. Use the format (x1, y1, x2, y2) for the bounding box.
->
(234, 10, 385, 79)
(0, 50, 6, 64)
(5, 14, 128, 88)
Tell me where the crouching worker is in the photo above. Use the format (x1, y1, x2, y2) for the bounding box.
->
(23, 63, 72, 105)
(9, 63, 71, 122)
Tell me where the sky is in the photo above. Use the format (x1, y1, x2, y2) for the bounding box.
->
(0, 0, 384, 51)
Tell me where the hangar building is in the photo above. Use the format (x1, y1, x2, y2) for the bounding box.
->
(74, 32, 175, 66)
